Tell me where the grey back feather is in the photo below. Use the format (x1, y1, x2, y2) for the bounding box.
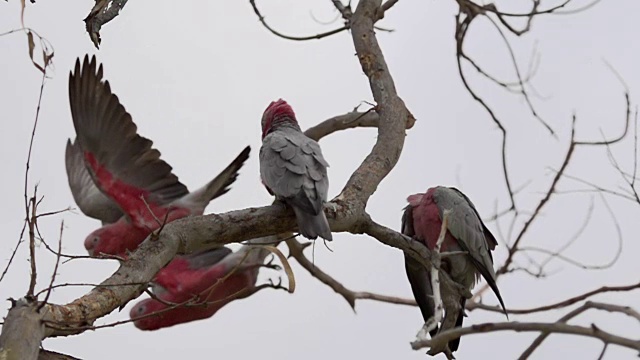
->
(260, 127, 329, 215)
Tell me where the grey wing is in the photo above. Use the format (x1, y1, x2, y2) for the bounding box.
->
(260, 132, 328, 215)
(401, 204, 415, 237)
(433, 187, 495, 272)
(68, 55, 189, 206)
(433, 187, 507, 314)
(448, 187, 499, 250)
(186, 246, 233, 269)
(65, 139, 123, 224)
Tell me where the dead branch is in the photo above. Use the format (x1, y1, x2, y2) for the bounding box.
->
(466, 281, 640, 315)
(38, 222, 64, 311)
(250, 0, 348, 41)
(0, 299, 45, 360)
(411, 320, 640, 354)
(518, 301, 640, 358)
(305, 109, 415, 142)
(286, 238, 416, 309)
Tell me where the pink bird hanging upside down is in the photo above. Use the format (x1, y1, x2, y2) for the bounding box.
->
(130, 241, 274, 331)
(259, 99, 332, 241)
(65, 55, 250, 258)
(402, 187, 507, 353)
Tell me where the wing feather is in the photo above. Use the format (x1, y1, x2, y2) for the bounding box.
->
(68, 55, 189, 210)
(433, 187, 507, 315)
(65, 139, 123, 224)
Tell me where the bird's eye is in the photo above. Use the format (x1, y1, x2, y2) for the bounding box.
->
(92, 237, 99, 244)
(136, 306, 145, 315)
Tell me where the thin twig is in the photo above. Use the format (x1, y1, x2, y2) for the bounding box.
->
(467, 281, 640, 315)
(38, 221, 64, 311)
(250, 0, 348, 41)
(412, 321, 640, 353)
(286, 238, 416, 309)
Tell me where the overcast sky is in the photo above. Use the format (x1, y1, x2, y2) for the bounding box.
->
(1, 1, 639, 359)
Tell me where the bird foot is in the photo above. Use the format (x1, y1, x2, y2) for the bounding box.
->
(324, 201, 339, 212)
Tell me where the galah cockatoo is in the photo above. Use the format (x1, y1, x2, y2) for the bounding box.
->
(402, 186, 507, 352)
(65, 55, 250, 257)
(130, 240, 273, 331)
(259, 99, 332, 241)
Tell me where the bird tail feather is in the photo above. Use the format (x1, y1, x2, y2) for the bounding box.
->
(292, 206, 332, 241)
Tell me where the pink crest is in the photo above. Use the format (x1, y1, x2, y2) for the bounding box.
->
(262, 98, 296, 138)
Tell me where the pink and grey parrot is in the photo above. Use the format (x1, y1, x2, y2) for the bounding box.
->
(130, 241, 272, 331)
(402, 186, 507, 352)
(259, 99, 332, 241)
(65, 55, 250, 257)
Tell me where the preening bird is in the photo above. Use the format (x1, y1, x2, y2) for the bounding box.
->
(402, 186, 507, 352)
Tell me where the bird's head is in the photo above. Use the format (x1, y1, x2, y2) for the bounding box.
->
(130, 298, 166, 330)
(261, 99, 298, 139)
(83, 228, 104, 257)
(84, 224, 141, 259)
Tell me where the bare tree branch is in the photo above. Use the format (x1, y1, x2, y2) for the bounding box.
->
(467, 281, 640, 315)
(518, 301, 640, 358)
(286, 238, 416, 309)
(250, 0, 348, 41)
(38, 221, 64, 311)
(411, 320, 640, 354)
(0, 299, 45, 360)
(305, 109, 415, 142)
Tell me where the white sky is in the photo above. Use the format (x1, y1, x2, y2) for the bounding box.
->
(0, 1, 639, 359)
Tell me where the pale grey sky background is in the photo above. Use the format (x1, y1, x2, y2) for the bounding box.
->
(1, 1, 639, 359)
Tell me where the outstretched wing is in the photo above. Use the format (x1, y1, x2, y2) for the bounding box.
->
(65, 139, 123, 224)
(68, 55, 189, 223)
(259, 128, 329, 215)
(432, 187, 507, 315)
